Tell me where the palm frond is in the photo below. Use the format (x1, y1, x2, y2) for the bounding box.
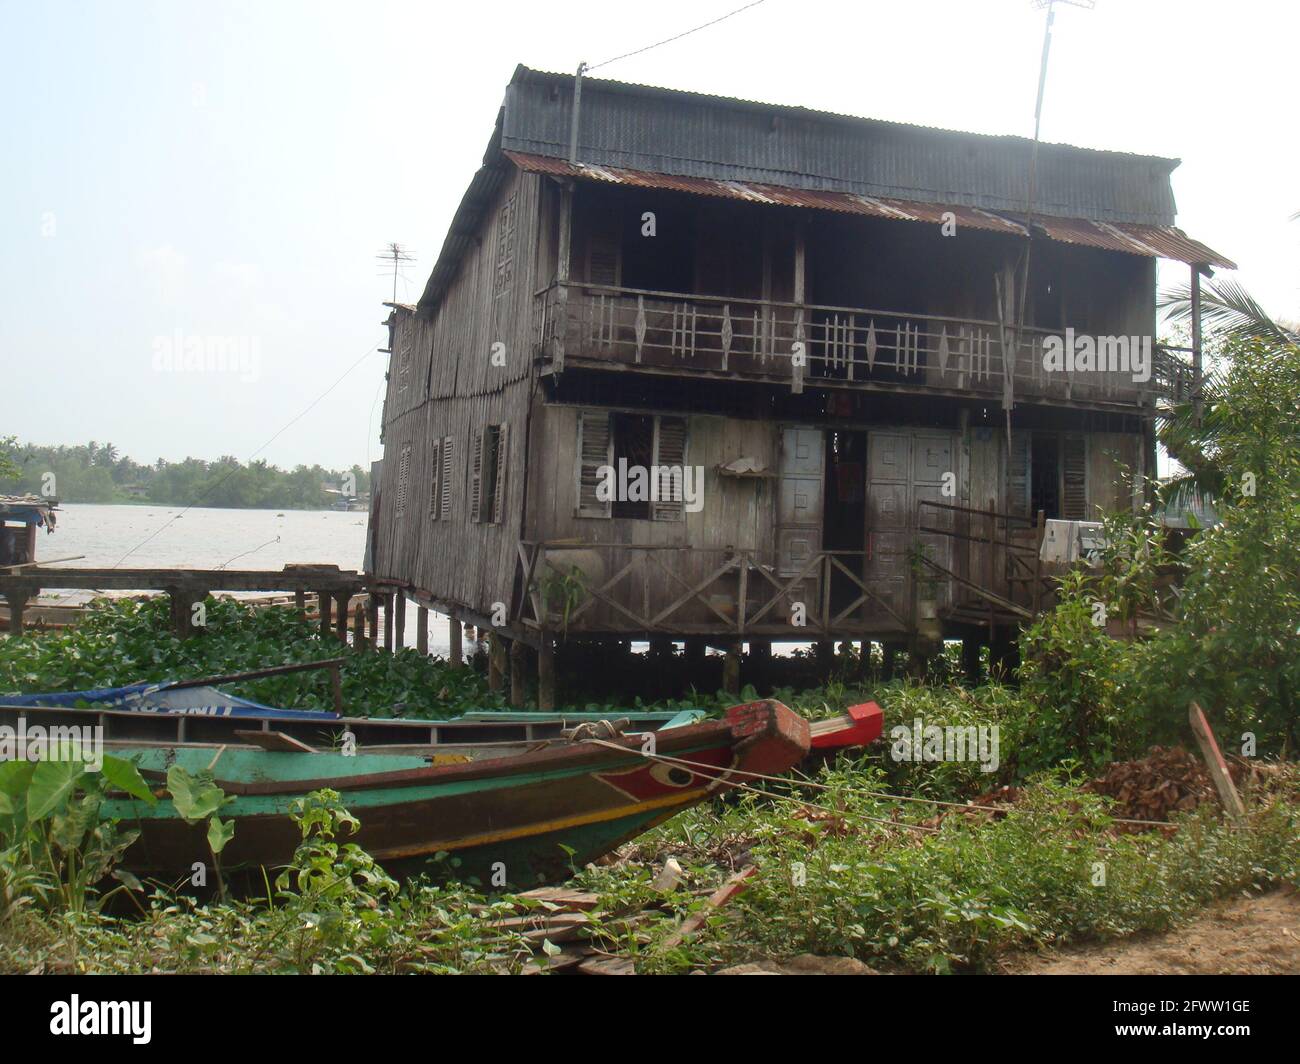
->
(1158, 278, 1297, 344)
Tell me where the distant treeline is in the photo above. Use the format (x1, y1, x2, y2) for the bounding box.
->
(0, 437, 370, 510)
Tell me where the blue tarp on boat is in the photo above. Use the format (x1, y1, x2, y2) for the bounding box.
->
(5, 683, 341, 720)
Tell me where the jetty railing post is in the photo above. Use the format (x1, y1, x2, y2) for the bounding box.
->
(416, 605, 428, 655)
(394, 593, 406, 650)
(317, 592, 331, 640)
(169, 587, 205, 639)
(5, 592, 27, 637)
(448, 612, 463, 667)
(334, 592, 349, 643)
(366, 592, 379, 648)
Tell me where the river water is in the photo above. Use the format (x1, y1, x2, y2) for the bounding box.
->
(33, 503, 460, 656)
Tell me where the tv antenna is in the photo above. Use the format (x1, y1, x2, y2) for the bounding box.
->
(376, 242, 416, 302)
(1017, 1, 1096, 336)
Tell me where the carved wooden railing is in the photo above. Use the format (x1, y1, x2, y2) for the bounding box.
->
(536, 282, 1190, 408)
(513, 542, 915, 638)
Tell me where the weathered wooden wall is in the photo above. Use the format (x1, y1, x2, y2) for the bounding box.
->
(373, 168, 542, 617)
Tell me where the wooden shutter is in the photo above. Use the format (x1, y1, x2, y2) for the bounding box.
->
(1005, 431, 1031, 518)
(1062, 435, 1088, 520)
(469, 428, 484, 523)
(429, 439, 442, 520)
(586, 233, 621, 288)
(492, 424, 508, 524)
(576, 411, 612, 518)
(651, 416, 687, 522)
(394, 444, 412, 519)
(440, 435, 453, 518)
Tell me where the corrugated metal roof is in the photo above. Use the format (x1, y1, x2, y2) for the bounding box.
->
(1030, 217, 1236, 269)
(416, 67, 1233, 313)
(507, 151, 1234, 267)
(503, 66, 1180, 226)
(505, 151, 1028, 236)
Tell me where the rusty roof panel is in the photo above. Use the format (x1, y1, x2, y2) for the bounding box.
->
(509, 151, 1234, 268)
(505, 151, 1028, 236)
(1027, 216, 1235, 269)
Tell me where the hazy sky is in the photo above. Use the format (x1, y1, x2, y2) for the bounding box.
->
(2, 0, 1296, 470)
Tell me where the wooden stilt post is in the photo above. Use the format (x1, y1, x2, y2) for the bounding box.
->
(488, 633, 506, 692)
(538, 632, 556, 711)
(857, 639, 871, 680)
(961, 635, 982, 686)
(881, 642, 900, 681)
(415, 606, 428, 654)
(394, 593, 406, 650)
(722, 640, 741, 695)
(448, 613, 462, 667)
(510, 638, 528, 706)
(318, 592, 331, 640)
(352, 602, 367, 648)
(382, 594, 394, 652)
(294, 588, 306, 621)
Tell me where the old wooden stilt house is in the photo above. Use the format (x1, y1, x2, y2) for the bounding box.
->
(366, 65, 1233, 706)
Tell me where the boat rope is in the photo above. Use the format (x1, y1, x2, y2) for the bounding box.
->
(577, 736, 1176, 830)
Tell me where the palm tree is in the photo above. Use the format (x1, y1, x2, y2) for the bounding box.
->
(1155, 273, 1297, 510)
(1158, 277, 1297, 346)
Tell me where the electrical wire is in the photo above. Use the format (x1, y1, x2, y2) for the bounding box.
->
(586, 0, 770, 72)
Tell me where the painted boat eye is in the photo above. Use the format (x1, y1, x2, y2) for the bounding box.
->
(651, 764, 694, 788)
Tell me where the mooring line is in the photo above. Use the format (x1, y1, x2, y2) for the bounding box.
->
(577, 736, 1177, 829)
(578, 737, 939, 834)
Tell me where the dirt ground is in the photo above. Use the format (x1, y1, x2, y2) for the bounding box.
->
(1003, 888, 1300, 975)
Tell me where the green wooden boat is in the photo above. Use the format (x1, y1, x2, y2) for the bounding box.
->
(102, 699, 811, 887)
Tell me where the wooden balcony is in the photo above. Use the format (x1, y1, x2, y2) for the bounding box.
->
(536, 282, 1191, 411)
(512, 541, 913, 639)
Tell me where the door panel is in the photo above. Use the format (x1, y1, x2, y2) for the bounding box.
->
(778, 426, 824, 580)
(865, 430, 959, 622)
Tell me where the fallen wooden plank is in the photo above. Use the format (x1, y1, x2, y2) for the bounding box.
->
(660, 866, 757, 951)
(514, 887, 603, 911)
(1188, 702, 1246, 820)
(576, 955, 637, 976)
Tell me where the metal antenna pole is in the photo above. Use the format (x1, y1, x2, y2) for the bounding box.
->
(376, 243, 416, 302)
(569, 62, 588, 165)
(1016, 1, 1095, 341)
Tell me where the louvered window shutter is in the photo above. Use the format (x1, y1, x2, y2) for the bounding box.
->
(492, 424, 508, 524)
(470, 429, 484, 523)
(1005, 431, 1031, 518)
(1062, 435, 1088, 520)
(651, 416, 687, 522)
(577, 411, 612, 518)
(429, 440, 442, 520)
(440, 435, 453, 518)
(395, 445, 412, 519)
(586, 233, 621, 288)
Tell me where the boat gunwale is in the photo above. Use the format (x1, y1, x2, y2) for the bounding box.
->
(120, 700, 798, 798)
